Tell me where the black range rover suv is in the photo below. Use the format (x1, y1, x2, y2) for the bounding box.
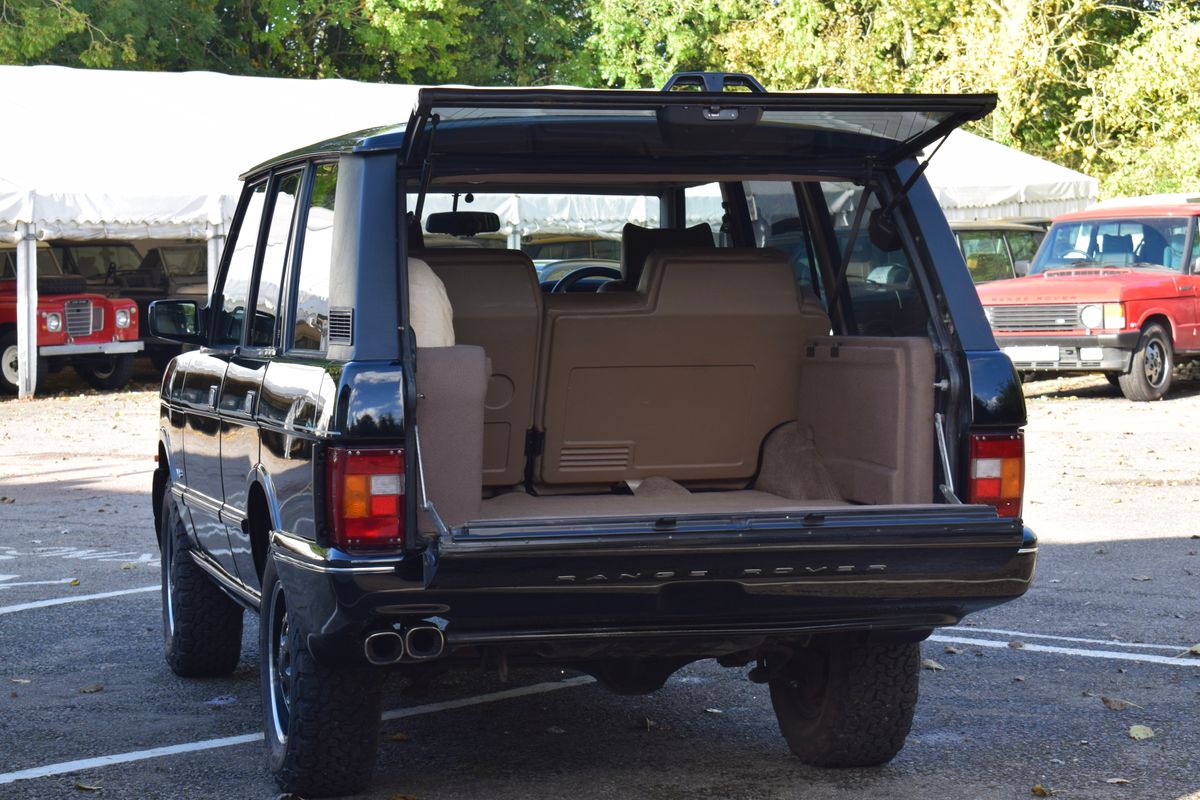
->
(149, 73, 1036, 797)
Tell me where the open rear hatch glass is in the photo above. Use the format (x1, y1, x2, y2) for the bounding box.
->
(394, 88, 996, 167)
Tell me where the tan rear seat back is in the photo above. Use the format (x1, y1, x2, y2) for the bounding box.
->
(414, 249, 542, 487)
(537, 248, 824, 486)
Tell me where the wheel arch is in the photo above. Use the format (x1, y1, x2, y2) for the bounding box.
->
(246, 466, 283, 583)
(152, 429, 177, 548)
(1133, 310, 1177, 346)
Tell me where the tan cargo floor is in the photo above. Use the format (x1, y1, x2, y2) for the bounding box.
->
(478, 489, 849, 521)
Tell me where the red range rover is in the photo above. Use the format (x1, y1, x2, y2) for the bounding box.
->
(976, 202, 1200, 401)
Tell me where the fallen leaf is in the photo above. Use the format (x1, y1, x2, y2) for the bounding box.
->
(1013, 676, 1026, 682)
(1008, 640, 1026, 649)
(70, 579, 80, 586)
(1105, 778, 1132, 785)
(10, 678, 31, 685)
(0, 497, 15, 504)
(1185, 644, 1200, 657)
(388, 732, 410, 742)
(1127, 724, 1155, 740)
(1132, 575, 1152, 582)
(74, 782, 101, 792)
(79, 683, 104, 694)
(1031, 783, 1053, 796)
(121, 563, 135, 570)
(944, 646, 962, 655)
(921, 658, 945, 671)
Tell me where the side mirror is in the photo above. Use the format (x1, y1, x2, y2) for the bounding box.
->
(1014, 259, 1030, 277)
(149, 299, 207, 345)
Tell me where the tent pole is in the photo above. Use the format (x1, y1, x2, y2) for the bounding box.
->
(16, 221, 38, 398)
(206, 222, 225, 296)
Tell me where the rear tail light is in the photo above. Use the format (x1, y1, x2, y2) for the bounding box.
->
(326, 447, 405, 552)
(968, 432, 1024, 518)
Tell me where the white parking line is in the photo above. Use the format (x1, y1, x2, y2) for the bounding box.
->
(0, 578, 77, 589)
(0, 675, 596, 785)
(931, 634, 1199, 667)
(0, 585, 158, 615)
(961, 625, 1187, 652)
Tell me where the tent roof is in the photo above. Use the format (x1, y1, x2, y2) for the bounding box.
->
(0, 65, 1098, 241)
(925, 128, 1098, 221)
(0, 65, 420, 240)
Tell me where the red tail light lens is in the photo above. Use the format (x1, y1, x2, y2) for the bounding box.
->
(326, 447, 405, 552)
(968, 432, 1024, 518)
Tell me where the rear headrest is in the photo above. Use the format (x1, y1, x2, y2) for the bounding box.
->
(616, 223, 714, 290)
(408, 257, 455, 348)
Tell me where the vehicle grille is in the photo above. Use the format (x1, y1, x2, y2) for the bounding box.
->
(64, 300, 94, 336)
(989, 304, 1080, 332)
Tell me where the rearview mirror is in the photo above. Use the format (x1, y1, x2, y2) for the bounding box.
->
(149, 299, 206, 345)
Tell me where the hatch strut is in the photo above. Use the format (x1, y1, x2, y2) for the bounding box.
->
(934, 412, 961, 504)
(412, 423, 452, 540)
(411, 115, 440, 223)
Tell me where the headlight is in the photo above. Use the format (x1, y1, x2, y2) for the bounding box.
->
(1079, 304, 1103, 329)
(1104, 302, 1126, 329)
(45, 312, 62, 333)
(115, 308, 131, 329)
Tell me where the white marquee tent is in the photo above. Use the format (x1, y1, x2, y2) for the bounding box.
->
(0, 65, 1098, 396)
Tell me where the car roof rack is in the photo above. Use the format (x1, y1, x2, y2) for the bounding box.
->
(661, 72, 767, 94)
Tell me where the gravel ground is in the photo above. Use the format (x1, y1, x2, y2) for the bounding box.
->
(0, 364, 1197, 800)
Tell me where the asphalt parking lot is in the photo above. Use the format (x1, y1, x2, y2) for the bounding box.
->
(1, 368, 1198, 800)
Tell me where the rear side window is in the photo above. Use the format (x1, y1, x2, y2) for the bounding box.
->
(215, 181, 268, 347)
(744, 180, 820, 295)
(291, 162, 337, 353)
(248, 170, 303, 349)
(819, 182, 928, 337)
(959, 231, 1015, 282)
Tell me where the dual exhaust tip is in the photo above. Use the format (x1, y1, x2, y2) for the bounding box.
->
(363, 625, 445, 666)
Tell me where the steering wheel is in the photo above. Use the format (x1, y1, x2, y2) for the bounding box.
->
(551, 265, 623, 293)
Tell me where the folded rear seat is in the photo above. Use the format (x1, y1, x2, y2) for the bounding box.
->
(535, 247, 831, 487)
(413, 249, 542, 488)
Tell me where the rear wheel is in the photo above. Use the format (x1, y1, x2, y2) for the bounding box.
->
(1117, 323, 1172, 402)
(75, 353, 135, 391)
(768, 638, 919, 767)
(160, 491, 243, 677)
(261, 557, 384, 797)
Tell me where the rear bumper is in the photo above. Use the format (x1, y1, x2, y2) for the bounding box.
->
(40, 340, 144, 356)
(270, 507, 1038, 667)
(993, 331, 1138, 371)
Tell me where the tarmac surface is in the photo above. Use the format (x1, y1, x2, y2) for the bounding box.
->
(0, 366, 1197, 800)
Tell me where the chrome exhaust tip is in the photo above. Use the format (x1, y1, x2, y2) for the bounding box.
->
(363, 630, 405, 665)
(403, 625, 445, 660)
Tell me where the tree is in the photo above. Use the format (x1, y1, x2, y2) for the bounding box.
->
(452, 0, 597, 86)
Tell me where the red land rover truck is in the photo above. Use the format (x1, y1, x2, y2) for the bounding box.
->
(1, 246, 142, 394)
(976, 202, 1200, 401)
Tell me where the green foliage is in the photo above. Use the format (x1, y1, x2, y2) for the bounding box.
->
(454, 0, 597, 86)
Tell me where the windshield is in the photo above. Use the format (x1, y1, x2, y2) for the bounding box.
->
(57, 243, 143, 280)
(160, 246, 207, 279)
(1031, 217, 1190, 274)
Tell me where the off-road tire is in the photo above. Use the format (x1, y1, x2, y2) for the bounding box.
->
(160, 492, 243, 677)
(769, 638, 919, 767)
(261, 557, 384, 798)
(1117, 323, 1173, 402)
(75, 353, 135, 391)
(1, 331, 47, 395)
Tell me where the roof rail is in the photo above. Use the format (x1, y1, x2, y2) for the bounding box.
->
(661, 72, 767, 94)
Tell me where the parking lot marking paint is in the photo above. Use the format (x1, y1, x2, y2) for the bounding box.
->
(931, 634, 1199, 667)
(0, 578, 77, 589)
(0, 675, 596, 786)
(0, 585, 158, 615)
(961, 626, 1187, 652)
